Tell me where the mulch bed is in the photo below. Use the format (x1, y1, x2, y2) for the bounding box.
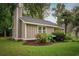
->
(23, 40, 53, 46)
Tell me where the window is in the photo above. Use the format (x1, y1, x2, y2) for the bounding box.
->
(38, 26, 46, 33)
(38, 27, 42, 33)
(43, 27, 46, 33)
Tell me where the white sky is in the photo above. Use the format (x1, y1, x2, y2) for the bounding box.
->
(44, 9, 57, 24)
(44, 3, 79, 24)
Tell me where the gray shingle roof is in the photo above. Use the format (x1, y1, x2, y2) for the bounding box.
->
(19, 16, 57, 26)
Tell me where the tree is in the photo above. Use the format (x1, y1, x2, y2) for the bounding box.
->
(24, 3, 50, 19)
(55, 3, 65, 25)
(73, 6, 79, 26)
(0, 3, 17, 37)
(72, 6, 79, 38)
(55, 4, 75, 34)
(60, 10, 74, 34)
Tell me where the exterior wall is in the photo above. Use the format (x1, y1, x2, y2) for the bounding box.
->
(27, 24, 37, 39)
(22, 22, 25, 39)
(18, 23, 62, 40)
(25, 24, 55, 40)
(18, 19, 22, 38)
(54, 27, 64, 32)
(47, 27, 54, 34)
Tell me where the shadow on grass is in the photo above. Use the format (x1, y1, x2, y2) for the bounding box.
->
(71, 40, 79, 42)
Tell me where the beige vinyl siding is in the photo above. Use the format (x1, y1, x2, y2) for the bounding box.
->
(18, 19, 22, 38)
(27, 24, 37, 38)
(26, 24, 55, 38)
(54, 27, 63, 32)
(47, 27, 54, 34)
(22, 22, 25, 39)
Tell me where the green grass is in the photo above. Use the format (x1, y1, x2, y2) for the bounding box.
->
(0, 38, 79, 56)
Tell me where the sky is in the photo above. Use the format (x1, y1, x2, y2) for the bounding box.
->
(44, 3, 79, 23)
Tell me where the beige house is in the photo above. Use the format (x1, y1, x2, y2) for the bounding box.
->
(12, 4, 63, 40)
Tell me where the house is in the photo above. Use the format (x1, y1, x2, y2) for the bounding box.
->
(12, 4, 63, 40)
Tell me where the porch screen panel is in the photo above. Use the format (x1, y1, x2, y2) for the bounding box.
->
(27, 24, 37, 38)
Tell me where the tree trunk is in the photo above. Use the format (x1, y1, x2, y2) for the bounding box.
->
(65, 23, 67, 35)
(4, 30, 6, 37)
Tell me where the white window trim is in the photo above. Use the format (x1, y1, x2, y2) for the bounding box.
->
(38, 26, 47, 33)
(42, 27, 47, 33)
(45, 27, 47, 33)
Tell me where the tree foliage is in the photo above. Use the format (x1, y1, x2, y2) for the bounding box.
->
(73, 6, 79, 26)
(0, 3, 17, 37)
(72, 6, 79, 38)
(24, 3, 50, 19)
(55, 3, 65, 25)
(61, 10, 74, 34)
(55, 4, 79, 38)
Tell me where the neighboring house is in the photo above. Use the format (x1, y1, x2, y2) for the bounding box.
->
(72, 26, 79, 38)
(12, 4, 63, 40)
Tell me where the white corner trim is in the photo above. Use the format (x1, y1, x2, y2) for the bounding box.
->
(24, 24, 27, 40)
(16, 7, 19, 38)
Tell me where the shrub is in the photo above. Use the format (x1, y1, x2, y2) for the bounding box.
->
(72, 39, 79, 42)
(65, 34, 72, 40)
(36, 33, 48, 43)
(36, 33, 56, 43)
(65, 33, 72, 40)
(47, 34, 56, 42)
(52, 31, 65, 41)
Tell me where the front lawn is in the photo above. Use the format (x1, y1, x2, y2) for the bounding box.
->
(0, 38, 79, 56)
